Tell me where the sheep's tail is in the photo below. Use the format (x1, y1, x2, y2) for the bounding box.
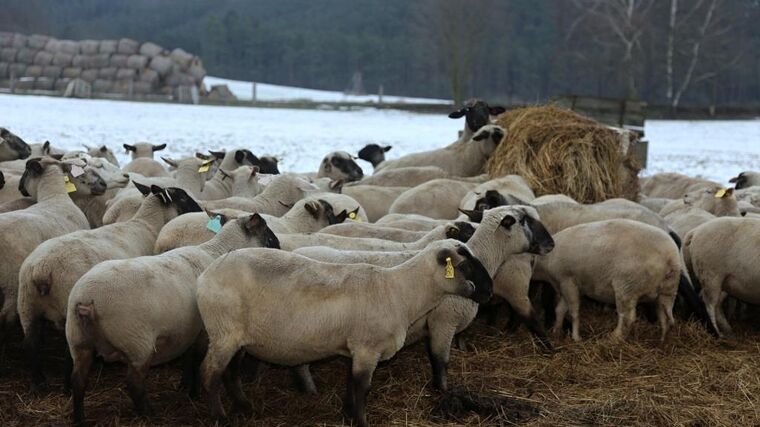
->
(75, 301, 97, 342)
(668, 230, 682, 249)
(677, 271, 719, 338)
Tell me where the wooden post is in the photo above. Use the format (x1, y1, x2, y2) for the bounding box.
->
(252, 82, 257, 104)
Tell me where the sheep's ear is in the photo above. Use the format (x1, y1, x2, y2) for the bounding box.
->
(500, 214, 517, 229)
(473, 130, 490, 141)
(435, 248, 453, 265)
(42, 140, 51, 154)
(152, 143, 167, 152)
(26, 158, 44, 175)
(245, 150, 260, 166)
(724, 188, 735, 198)
(445, 224, 461, 239)
(728, 173, 742, 183)
(458, 208, 483, 223)
(304, 200, 321, 219)
(196, 152, 211, 160)
(100, 145, 109, 153)
(134, 181, 151, 196)
(234, 150, 245, 163)
(124, 144, 136, 152)
(249, 165, 260, 178)
(329, 179, 344, 193)
(209, 150, 225, 159)
(242, 213, 266, 235)
(150, 184, 170, 203)
(205, 209, 229, 224)
(488, 106, 506, 116)
(448, 108, 466, 119)
(160, 156, 178, 168)
(50, 153, 64, 160)
(491, 128, 505, 143)
(383, 145, 392, 152)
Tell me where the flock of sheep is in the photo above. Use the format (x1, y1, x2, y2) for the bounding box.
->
(0, 99, 757, 426)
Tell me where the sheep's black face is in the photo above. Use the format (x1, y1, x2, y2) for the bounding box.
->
(357, 144, 391, 167)
(1, 127, 32, 160)
(520, 214, 554, 255)
(452, 221, 476, 242)
(448, 100, 506, 133)
(317, 199, 357, 225)
(330, 156, 364, 181)
(259, 156, 280, 174)
(475, 190, 509, 212)
(0, 171, 4, 190)
(166, 187, 203, 214)
(729, 172, 749, 189)
(454, 245, 493, 304)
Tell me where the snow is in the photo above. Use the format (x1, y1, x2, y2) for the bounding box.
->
(203, 76, 452, 105)
(1, 93, 759, 184)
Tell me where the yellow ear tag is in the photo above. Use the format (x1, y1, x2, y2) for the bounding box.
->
(348, 211, 361, 222)
(198, 161, 211, 173)
(64, 176, 77, 193)
(444, 257, 455, 279)
(714, 188, 727, 198)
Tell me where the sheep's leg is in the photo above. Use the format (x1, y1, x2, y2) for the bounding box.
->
(657, 294, 676, 342)
(179, 339, 205, 399)
(63, 349, 73, 395)
(223, 349, 252, 416)
(425, 323, 456, 391)
(716, 291, 733, 335)
(347, 353, 379, 427)
(551, 297, 568, 336)
(612, 293, 637, 341)
(506, 294, 553, 353)
(701, 281, 724, 337)
(70, 346, 94, 427)
(559, 281, 581, 341)
(342, 359, 355, 419)
(201, 342, 240, 421)
(23, 317, 47, 391)
(0, 294, 17, 339)
(290, 364, 317, 395)
(541, 282, 558, 329)
(125, 361, 152, 417)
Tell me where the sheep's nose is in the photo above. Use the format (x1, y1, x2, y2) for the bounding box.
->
(123, 174, 130, 179)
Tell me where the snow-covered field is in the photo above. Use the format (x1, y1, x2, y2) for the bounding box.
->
(204, 76, 452, 105)
(1, 93, 758, 183)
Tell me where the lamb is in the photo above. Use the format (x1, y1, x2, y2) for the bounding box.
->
(728, 171, 760, 189)
(375, 125, 505, 177)
(682, 217, 760, 337)
(17, 183, 202, 388)
(389, 179, 479, 219)
(533, 219, 713, 342)
(340, 185, 408, 222)
(0, 127, 31, 161)
(83, 144, 120, 167)
(196, 239, 493, 426)
(640, 172, 720, 199)
(123, 142, 167, 160)
(357, 144, 392, 168)
(66, 213, 281, 425)
(0, 158, 91, 333)
(315, 151, 364, 182)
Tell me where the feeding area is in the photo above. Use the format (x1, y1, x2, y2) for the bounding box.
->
(0, 93, 760, 427)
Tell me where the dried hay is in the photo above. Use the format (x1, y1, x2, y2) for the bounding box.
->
(2, 305, 759, 427)
(487, 105, 641, 203)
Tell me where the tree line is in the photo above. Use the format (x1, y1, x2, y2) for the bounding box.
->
(1, 0, 759, 107)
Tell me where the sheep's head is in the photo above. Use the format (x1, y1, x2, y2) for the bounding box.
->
(85, 144, 119, 167)
(431, 240, 493, 304)
(239, 213, 280, 249)
(302, 199, 357, 226)
(318, 151, 363, 182)
(259, 155, 280, 174)
(683, 186, 739, 217)
(67, 161, 108, 196)
(729, 171, 760, 190)
(19, 157, 76, 198)
(123, 142, 166, 160)
(471, 125, 505, 156)
(135, 182, 203, 219)
(357, 143, 392, 168)
(445, 222, 477, 243)
(466, 206, 554, 259)
(448, 99, 506, 134)
(460, 190, 528, 223)
(84, 156, 129, 189)
(0, 127, 31, 161)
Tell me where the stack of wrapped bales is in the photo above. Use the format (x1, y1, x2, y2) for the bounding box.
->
(0, 32, 206, 96)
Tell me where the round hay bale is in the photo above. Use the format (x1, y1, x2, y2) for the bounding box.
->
(112, 79, 131, 94)
(99, 40, 118, 54)
(126, 54, 148, 70)
(139, 68, 159, 86)
(44, 38, 60, 52)
(58, 40, 80, 55)
(98, 67, 117, 79)
(80, 69, 98, 82)
(71, 54, 87, 68)
(62, 67, 82, 78)
(34, 77, 55, 90)
(117, 38, 139, 55)
(139, 42, 163, 58)
(116, 68, 136, 80)
(54, 77, 71, 91)
(33, 51, 54, 66)
(11, 34, 28, 48)
(28, 34, 49, 50)
(133, 80, 152, 94)
(148, 55, 173, 76)
(92, 79, 113, 92)
(170, 48, 193, 70)
(8, 63, 26, 77)
(16, 77, 34, 90)
(0, 48, 16, 62)
(188, 64, 205, 82)
(110, 54, 128, 68)
(24, 65, 42, 78)
(486, 105, 641, 203)
(52, 52, 73, 67)
(42, 65, 61, 79)
(0, 62, 8, 79)
(16, 48, 36, 64)
(0, 32, 13, 47)
(79, 40, 100, 55)
(166, 71, 195, 87)
(91, 53, 110, 68)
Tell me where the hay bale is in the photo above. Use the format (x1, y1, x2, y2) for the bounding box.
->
(16, 48, 36, 64)
(33, 51, 54, 66)
(42, 65, 61, 79)
(0, 62, 8, 79)
(116, 68, 136, 80)
(79, 40, 100, 55)
(34, 77, 55, 90)
(126, 54, 148, 70)
(8, 63, 26, 76)
(166, 71, 195, 87)
(58, 40, 80, 55)
(188, 64, 205, 82)
(486, 105, 641, 203)
(99, 40, 118, 54)
(52, 52, 73, 67)
(92, 79, 113, 92)
(117, 38, 139, 55)
(0, 32, 13, 47)
(91, 53, 110, 68)
(133, 80, 153, 94)
(139, 42, 163, 58)
(62, 67, 82, 78)
(44, 38, 60, 52)
(170, 48, 193, 69)
(71, 54, 87, 68)
(28, 34, 49, 50)
(110, 54, 128, 68)
(11, 34, 27, 48)
(54, 77, 71, 91)
(15, 77, 34, 90)
(25, 65, 42, 78)
(139, 68, 159, 86)
(112, 79, 132, 94)
(80, 69, 98, 82)
(64, 78, 91, 98)
(0, 48, 16, 62)
(98, 67, 117, 79)
(148, 55, 173, 76)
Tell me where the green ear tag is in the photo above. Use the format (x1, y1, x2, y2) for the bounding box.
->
(206, 215, 222, 234)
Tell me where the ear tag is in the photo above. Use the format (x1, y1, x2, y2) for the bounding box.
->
(206, 215, 222, 234)
(64, 176, 77, 193)
(198, 160, 212, 173)
(714, 188, 727, 198)
(444, 257, 455, 279)
(348, 211, 361, 222)
(70, 165, 85, 177)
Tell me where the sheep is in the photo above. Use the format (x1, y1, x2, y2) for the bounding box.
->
(260, 198, 359, 235)
(357, 144, 392, 168)
(389, 179, 479, 219)
(318, 222, 428, 242)
(353, 166, 452, 187)
(84, 144, 120, 167)
(735, 186, 760, 208)
(532, 194, 578, 205)
(0, 170, 3, 189)
(315, 151, 364, 182)
(0, 158, 91, 333)
(659, 186, 739, 218)
(533, 219, 713, 342)
(0, 197, 35, 213)
(196, 239, 493, 426)
(459, 175, 535, 211)
(122, 157, 170, 178)
(0, 127, 32, 161)
(728, 171, 760, 189)
(375, 213, 453, 231)
(638, 195, 672, 213)
(123, 142, 167, 160)
(17, 183, 202, 388)
(375, 125, 505, 177)
(640, 172, 720, 199)
(258, 155, 280, 175)
(682, 217, 760, 337)
(66, 213, 281, 425)
(340, 185, 408, 222)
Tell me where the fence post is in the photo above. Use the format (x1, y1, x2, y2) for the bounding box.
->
(9, 70, 15, 94)
(252, 82, 257, 104)
(378, 84, 383, 104)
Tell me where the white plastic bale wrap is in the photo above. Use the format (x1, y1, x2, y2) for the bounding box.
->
(98, 67, 117, 79)
(25, 65, 42, 77)
(58, 40, 80, 55)
(34, 51, 54, 66)
(126, 54, 148, 69)
(28, 34, 49, 50)
(71, 55, 87, 68)
(64, 78, 92, 98)
(170, 48, 193, 70)
(79, 40, 100, 55)
(99, 40, 118, 54)
(80, 69, 98, 82)
(139, 68, 159, 86)
(110, 54, 128, 68)
(0, 32, 13, 47)
(133, 81, 152, 94)
(139, 42, 163, 57)
(116, 68, 136, 80)
(34, 77, 55, 90)
(91, 53, 111, 68)
(188, 63, 206, 82)
(0, 48, 16, 62)
(117, 38, 139, 55)
(11, 34, 28, 48)
(62, 67, 82, 78)
(52, 52, 73, 67)
(54, 77, 71, 91)
(16, 78, 34, 90)
(42, 65, 61, 79)
(148, 55, 173, 76)
(16, 48, 36, 63)
(93, 79, 113, 92)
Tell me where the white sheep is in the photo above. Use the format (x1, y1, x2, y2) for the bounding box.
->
(318, 222, 428, 242)
(728, 171, 760, 189)
(315, 151, 364, 182)
(389, 179, 479, 219)
(0, 127, 32, 161)
(341, 185, 408, 222)
(122, 142, 166, 160)
(640, 172, 720, 199)
(83, 144, 120, 167)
